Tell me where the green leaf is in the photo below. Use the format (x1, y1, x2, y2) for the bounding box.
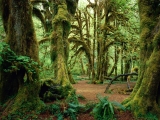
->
(103, 102, 109, 109)
(109, 103, 114, 114)
(111, 101, 126, 111)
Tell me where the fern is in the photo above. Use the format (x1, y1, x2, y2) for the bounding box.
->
(85, 102, 96, 112)
(138, 112, 158, 120)
(48, 104, 61, 114)
(64, 102, 85, 120)
(111, 101, 126, 111)
(92, 95, 126, 120)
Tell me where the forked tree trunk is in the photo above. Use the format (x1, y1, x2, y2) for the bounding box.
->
(122, 0, 160, 118)
(0, 0, 44, 118)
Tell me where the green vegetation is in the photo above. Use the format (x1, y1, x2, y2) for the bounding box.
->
(0, 0, 160, 119)
(92, 95, 125, 120)
(0, 43, 39, 82)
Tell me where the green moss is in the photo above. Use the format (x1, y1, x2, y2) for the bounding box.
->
(39, 79, 74, 102)
(153, 32, 160, 50)
(64, 40, 69, 61)
(141, 16, 154, 29)
(140, 27, 150, 40)
(50, 1, 75, 99)
(52, 3, 70, 25)
(1, 81, 45, 119)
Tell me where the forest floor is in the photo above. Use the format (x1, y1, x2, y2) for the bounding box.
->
(73, 79, 136, 120)
(0, 79, 137, 120)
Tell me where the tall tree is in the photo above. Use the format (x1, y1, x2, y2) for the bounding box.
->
(51, 0, 78, 94)
(122, 0, 160, 118)
(0, 0, 44, 118)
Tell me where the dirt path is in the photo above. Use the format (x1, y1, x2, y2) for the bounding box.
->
(73, 80, 136, 104)
(38, 80, 136, 120)
(73, 80, 136, 120)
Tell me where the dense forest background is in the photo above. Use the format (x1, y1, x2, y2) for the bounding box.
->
(0, 0, 140, 82)
(34, 0, 140, 82)
(0, 0, 160, 119)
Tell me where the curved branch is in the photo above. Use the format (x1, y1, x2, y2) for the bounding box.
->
(104, 73, 138, 93)
(103, 41, 114, 52)
(68, 37, 93, 68)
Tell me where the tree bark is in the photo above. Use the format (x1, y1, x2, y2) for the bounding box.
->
(0, 0, 44, 118)
(51, 2, 75, 95)
(122, 0, 160, 118)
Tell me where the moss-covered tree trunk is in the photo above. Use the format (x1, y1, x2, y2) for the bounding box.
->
(51, 0, 78, 94)
(0, 0, 44, 118)
(122, 0, 160, 118)
(51, 20, 71, 87)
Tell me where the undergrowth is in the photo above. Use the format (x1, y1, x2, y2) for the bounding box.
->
(39, 92, 87, 120)
(92, 95, 126, 120)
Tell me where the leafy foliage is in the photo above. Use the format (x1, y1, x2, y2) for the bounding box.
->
(45, 96, 85, 120)
(92, 95, 126, 120)
(138, 112, 158, 120)
(48, 103, 63, 119)
(64, 103, 84, 120)
(84, 102, 96, 112)
(0, 42, 39, 82)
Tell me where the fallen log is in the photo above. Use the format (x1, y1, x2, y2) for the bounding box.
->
(104, 73, 138, 93)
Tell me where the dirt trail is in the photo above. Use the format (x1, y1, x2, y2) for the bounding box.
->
(73, 80, 136, 104)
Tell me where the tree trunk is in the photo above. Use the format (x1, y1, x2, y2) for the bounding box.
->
(120, 45, 124, 81)
(0, 0, 44, 118)
(124, 59, 131, 81)
(122, 0, 160, 118)
(51, 2, 73, 95)
(114, 46, 118, 76)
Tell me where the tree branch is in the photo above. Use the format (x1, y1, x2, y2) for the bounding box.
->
(104, 73, 138, 93)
